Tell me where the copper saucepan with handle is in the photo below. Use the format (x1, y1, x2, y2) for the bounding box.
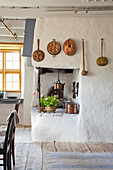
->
(33, 39, 45, 62)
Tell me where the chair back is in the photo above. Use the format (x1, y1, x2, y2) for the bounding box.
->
(4, 112, 14, 157)
(14, 100, 21, 113)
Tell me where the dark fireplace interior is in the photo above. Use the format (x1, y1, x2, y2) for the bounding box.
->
(40, 67, 80, 113)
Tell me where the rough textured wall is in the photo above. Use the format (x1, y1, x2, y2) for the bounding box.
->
(22, 64, 34, 125)
(0, 103, 23, 124)
(32, 17, 113, 142)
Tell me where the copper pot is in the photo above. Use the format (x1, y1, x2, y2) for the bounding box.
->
(54, 79, 64, 90)
(54, 83, 63, 90)
(66, 104, 77, 114)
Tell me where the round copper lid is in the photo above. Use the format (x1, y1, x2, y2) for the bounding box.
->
(47, 39, 61, 56)
(63, 38, 77, 56)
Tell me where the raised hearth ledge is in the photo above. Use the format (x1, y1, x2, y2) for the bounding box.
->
(31, 107, 79, 142)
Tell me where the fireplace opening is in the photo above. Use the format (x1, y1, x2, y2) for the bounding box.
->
(40, 67, 80, 113)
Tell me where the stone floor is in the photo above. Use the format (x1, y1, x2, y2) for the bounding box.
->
(1, 128, 113, 169)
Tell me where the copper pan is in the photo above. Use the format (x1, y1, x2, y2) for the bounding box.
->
(33, 39, 45, 62)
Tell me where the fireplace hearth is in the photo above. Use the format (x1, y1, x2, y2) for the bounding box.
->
(39, 67, 80, 112)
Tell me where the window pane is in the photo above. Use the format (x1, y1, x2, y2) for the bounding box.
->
(13, 74, 19, 81)
(6, 82, 12, 90)
(6, 74, 12, 82)
(6, 61, 13, 69)
(0, 74, 2, 81)
(0, 74, 2, 90)
(6, 51, 20, 70)
(13, 83, 19, 90)
(13, 52, 19, 62)
(6, 73, 20, 91)
(0, 53, 3, 69)
(0, 61, 2, 69)
(0, 52, 2, 60)
(13, 61, 19, 69)
(6, 53, 12, 61)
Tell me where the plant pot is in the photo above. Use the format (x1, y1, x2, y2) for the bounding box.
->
(45, 106, 56, 113)
(41, 106, 46, 112)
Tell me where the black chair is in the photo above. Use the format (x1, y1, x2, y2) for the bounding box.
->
(0, 100, 20, 167)
(0, 112, 15, 170)
(11, 100, 21, 165)
(14, 100, 21, 113)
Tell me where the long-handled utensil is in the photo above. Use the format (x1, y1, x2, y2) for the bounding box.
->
(96, 38, 108, 66)
(81, 39, 88, 76)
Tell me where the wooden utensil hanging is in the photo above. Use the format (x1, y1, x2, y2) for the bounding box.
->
(81, 39, 88, 76)
(96, 38, 108, 66)
(33, 39, 45, 62)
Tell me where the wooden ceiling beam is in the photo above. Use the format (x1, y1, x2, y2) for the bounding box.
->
(0, 5, 113, 18)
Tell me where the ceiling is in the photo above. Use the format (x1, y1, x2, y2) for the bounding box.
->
(0, 0, 113, 42)
(0, 0, 113, 7)
(0, 0, 113, 19)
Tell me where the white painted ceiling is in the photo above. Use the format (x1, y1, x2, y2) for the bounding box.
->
(0, 0, 113, 19)
(0, 0, 113, 42)
(0, 0, 113, 7)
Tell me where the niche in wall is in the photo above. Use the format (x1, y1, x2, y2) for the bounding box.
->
(40, 67, 80, 104)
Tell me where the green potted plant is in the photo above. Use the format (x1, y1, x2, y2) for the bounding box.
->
(40, 94, 59, 113)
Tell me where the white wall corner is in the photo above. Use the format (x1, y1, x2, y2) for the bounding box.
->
(22, 56, 33, 67)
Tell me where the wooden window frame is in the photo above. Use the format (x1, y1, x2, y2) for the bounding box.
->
(0, 43, 23, 92)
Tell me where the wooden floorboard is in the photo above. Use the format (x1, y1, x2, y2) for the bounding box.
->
(19, 128, 31, 143)
(86, 143, 105, 153)
(99, 143, 113, 152)
(15, 143, 30, 170)
(69, 142, 91, 153)
(55, 142, 71, 152)
(1, 127, 113, 170)
(25, 143, 42, 170)
(43, 142, 56, 152)
(15, 128, 25, 144)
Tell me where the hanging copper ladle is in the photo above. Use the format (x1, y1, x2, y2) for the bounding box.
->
(96, 38, 108, 66)
(81, 39, 88, 76)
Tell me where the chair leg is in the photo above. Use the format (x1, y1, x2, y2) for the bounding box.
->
(12, 139, 15, 165)
(3, 155, 6, 170)
(7, 150, 11, 170)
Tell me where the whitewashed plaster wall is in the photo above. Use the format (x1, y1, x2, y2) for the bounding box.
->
(32, 17, 113, 142)
(0, 103, 23, 124)
(22, 62, 34, 125)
